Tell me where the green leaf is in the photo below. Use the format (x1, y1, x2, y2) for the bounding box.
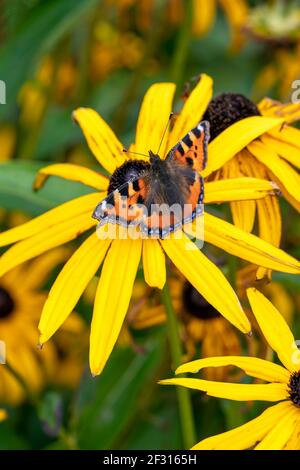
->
(0, 161, 93, 216)
(0, 0, 98, 119)
(73, 336, 164, 450)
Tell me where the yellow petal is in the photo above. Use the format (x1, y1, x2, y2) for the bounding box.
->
(247, 288, 297, 372)
(255, 406, 299, 450)
(0, 213, 96, 277)
(73, 108, 124, 174)
(34, 163, 109, 191)
(278, 183, 300, 213)
(134, 83, 176, 157)
(222, 159, 257, 232)
(202, 116, 283, 177)
(142, 239, 166, 289)
(0, 410, 7, 421)
(176, 356, 290, 383)
(8, 345, 43, 392)
(204, 177, 278, 203)
(90, 238, 142, 376)
(230, 200, 256, 233)
(262, 134, 300, 170)
(192, 0, 216, 36)
(39, 233, 111, 343)
(193, 401, 291, 450)
(0, 368, 24, 405)
(256, 194, 281, 280)
(258, 98, 300, 123)
(167, 74, 213, 151)
(256, 195, 281, 247)
(269, 125, 300, 151)
(159, 378, 288, 401)
(0, 192, 102, 247)
(248, 140, 300, 203)
(160, 233, 251, 333)
(284, 420, 300, 450)
(203, 212, 300, 274)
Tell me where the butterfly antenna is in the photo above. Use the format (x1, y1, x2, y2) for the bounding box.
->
(156, 112, 174, 155)
(123, 149, 149, 158)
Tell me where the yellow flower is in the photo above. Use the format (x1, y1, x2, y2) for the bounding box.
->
(128, 273, 241, 381)
(160, 288, 300, 450)
(1, 75, 299, 377)
(0, 249, 85, 405)
(202, 90, 300, 279)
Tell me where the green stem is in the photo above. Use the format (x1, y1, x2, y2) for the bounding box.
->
(161, 283, 196, 449)
(170, 0, 193, 89)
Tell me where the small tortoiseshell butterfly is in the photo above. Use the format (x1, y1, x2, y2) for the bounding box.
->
(93, 120, 210, 238)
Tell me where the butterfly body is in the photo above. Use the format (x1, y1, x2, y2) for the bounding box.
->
(93, 121, 210, 238)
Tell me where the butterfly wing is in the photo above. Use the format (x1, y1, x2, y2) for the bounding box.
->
(166, 120, 210, 172)
(93, 176, 150, 227)
(162, 120, 209, 228)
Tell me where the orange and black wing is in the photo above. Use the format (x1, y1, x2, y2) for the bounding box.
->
(92, 176, 150, 227)
(166, 120, 210, 172)
(181, 171, 204, 225)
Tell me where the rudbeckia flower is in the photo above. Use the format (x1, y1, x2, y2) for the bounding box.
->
(0, 249, 86, 405)
(0, 75, 299, 377)
(202, 90, 300, 279)
(160, 288, 300, 450)
(127, 274, 241, 381)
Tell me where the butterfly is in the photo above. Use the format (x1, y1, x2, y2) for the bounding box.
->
(92, 120, 210, 238)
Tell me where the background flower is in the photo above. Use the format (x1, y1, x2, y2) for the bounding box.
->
(0, 249, 87, 405)
(160, 288, 300, 450)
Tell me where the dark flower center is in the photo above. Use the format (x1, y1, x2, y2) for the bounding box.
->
(288, 371, 300, 407)
(0, 286, 15, 319)
(182, 282, 220, 320)
(203, 93, 261, 141)
(108, 159, 150, 193)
